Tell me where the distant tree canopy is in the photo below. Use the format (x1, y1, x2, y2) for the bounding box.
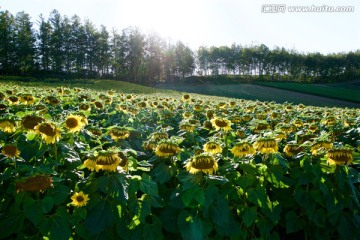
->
(1, 9, 360, 83)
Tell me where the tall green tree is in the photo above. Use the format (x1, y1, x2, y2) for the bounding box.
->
(0, 10, 16, 74)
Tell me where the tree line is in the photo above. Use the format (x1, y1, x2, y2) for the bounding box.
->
(1, 9, 360, 84)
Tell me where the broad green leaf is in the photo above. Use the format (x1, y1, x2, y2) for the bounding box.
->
(178, 210, 204, 240)
(41, 196, 54, 213)
(285, 211, 302, 234)
(248, 186, 268, 208)
(0, 213, 25, 238)
(85, 199, 115, 235)
(46, 184, 70, 205)
(242, 206, 257, 227)
(143, 216, 163, 240)
(39, 206, 71, 240)
(154, 162, 175, 183)
(23, 197, 45, 225)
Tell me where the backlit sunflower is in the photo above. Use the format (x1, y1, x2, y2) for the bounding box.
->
(203, 141, 223, 155)
(230, 141, 255, 157)
(35, 123, 61, 144)
(185, 153, 218, 175)
(210, 117, 232, 131)
(71, 191, 90, 207)
(109, 127, 130, 141)
(2, 145, 20, 157)
(254, 138, 278, 154)
(21, 115, 44, 131)
(65, 115, 86, 133)
(150, 132, 168, 141)
(155, 140, 181, 158)
(236, 129, 246, 138)
(0, 119, 16, 133)
(326, 148, 353, 165)
(94, 101, 103, 109)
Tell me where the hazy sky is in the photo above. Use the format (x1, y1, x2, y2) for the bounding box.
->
(1, 0, 359, 54)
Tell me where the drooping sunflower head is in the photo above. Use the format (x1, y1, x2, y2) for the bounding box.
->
(185, 153, 218, 175)
(84, 150, 121, 172)
(65, 115, 85, 133)
(311, 140, 333, 155)
(0, 119, 16, 133)
(22, 115, 44, 131)
(152, 130, 169, 141)
(254, 138, 278, 154)
(109, 127, 130, 141)
(326, 148, 353, 165)
(253, 122, 271, 133)
(179, 121, 197, 133)
(283, 143, 304, 157)
(35, 122, 61, 144)
(203, 141, 223, 155)
(236, 129, 246, 138)
(1, 145, 20, 158)
(193, 104, 203, 112)
(230, 141, 255, 157)
(182, 111, 193, 119)
(16, 175, 53, 193)
(206, 110, 215, 119)
(155, 140, 181, 158)
(71, 191, 90, 207)
(210, 117, 232, 132)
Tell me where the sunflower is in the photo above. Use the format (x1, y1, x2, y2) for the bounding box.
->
(35, 123, 61, 144)
(7, 96, 19, 105)
(283, 143, 304, 157)
(16, 175, 53, 193)
(210, 117, 232, 131)
(326, 148, 353, 165)
(203, 141, 223, 155)
(311, 140, 333, 155)
(230, 141, 255, 157)
(185, 153, 218, 175)
(0, 119, 16, 133)
(79, 103, 91, 111)
(109, 127, 130, 141)
(182, 94, 191, 101)
(84, 151, 121, 172)
(150, 132, 168, 141)
(182, 111, 193, 119)
(308, 124, 318, 133)
(254, 138, 278, 154)
(193, 104, 203, 112)
(20, 94, 36, 105)
(179, 122, 197, 133)
(155, 140, 181, 158)
(46, 96, 60, 105)
(236, 129, 246, 138)
(64, 115, 86, 133)
(21, 115, 44, 131)
(2, 145, 20, 157)
(88, 127, 102, 136)
(71, 191, 90, 207)
(94, 101, 104, 109)
(253, 122, 271, 133)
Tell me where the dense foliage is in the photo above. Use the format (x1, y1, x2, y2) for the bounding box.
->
(0, 82, 359, 239)
(1, 9, 360, 84)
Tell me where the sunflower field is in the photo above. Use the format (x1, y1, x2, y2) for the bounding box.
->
(0, 82, 360, 240)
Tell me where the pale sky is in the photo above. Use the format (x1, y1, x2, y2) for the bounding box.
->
(1, 0, 359, 54)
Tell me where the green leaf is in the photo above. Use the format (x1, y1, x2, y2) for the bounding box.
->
(98, 174, 129, 202)
(248, 186, 268, 208)
(23, 197, 44, 225)
(154, 162, 175, 183)
(140, 173, 158, 197)
(46, 184, 70, 205)
(285, 211, 302, 234)
(26, 131, 37, 141)
(41, 196, 54, 213)
(139, 194, 152, 223)
(0, 213, 25, 238)
(178, 210, 204, 240)
(39, 206, 71, 240)
(143, 216, 163, 240)
(242, 206, 257, 227)
(85, 198, 115, 235)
